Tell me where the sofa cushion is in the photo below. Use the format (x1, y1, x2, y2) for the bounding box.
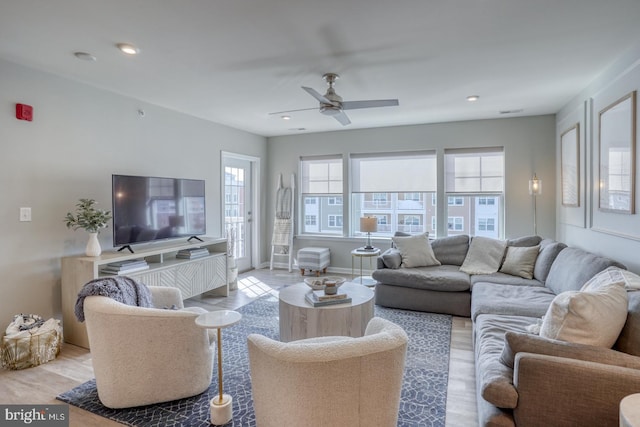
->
(499, 245, 540, 279)
(507, 235, 542, 247)
(471, 282, 554, 321)
(544, 247, 625, 295)
(539, 268, 628, 347)
(500, 331, 640, 370)
(460, 236, 507, 275)
(470, 272, 543, 289)
(474, 313, 540, 409)
(371, 265, 470, 292)
(615, 290, 640, 356)
(380, 248, 402, 269)
(430, 234, 469, 266)
(532, 239, 567, 283)
(391, 232, 441, 268)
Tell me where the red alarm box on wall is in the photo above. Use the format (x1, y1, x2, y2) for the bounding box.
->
(16, 103, 33, 121)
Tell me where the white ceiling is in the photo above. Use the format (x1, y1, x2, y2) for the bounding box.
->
(1, 1, 640, 137)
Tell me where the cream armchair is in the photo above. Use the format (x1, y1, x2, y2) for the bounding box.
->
(83, 286, 214, 408)
(247, 317, 408, 427)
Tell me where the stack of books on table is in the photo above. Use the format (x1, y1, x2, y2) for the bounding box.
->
(176, 247, 210, 259)
(305, 290, 352, 307)
(101, 259, 149, 275)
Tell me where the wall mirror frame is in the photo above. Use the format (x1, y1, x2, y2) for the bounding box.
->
(598, 91, 636, 214)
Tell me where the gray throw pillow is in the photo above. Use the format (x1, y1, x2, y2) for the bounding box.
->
(499, 245, 540, 279)
(459, 236, 507, 275)
(391, 232, 441, 268)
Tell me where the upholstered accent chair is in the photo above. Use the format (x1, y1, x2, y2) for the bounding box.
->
(83, 286, 214, 408)
(247, 317, 408, 427)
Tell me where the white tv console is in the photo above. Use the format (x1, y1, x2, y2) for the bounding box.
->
(61, 236, 228, 349)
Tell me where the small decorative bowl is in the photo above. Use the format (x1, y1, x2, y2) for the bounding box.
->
(303, 276, 347, 291)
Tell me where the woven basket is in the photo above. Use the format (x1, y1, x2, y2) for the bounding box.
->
(1, 320, 63, 370)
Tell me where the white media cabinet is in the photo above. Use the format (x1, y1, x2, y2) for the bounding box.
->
(61, 237, 228, 349)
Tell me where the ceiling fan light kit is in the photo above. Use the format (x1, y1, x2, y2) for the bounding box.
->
(271, 72, 399, 126)
(116, 43, 140, 55)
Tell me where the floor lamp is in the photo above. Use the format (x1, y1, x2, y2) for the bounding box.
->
(529, 173, 542, 235)
(360, 216, 378, 251)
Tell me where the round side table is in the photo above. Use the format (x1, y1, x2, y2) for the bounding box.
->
(195, 310, 242, 425)
(351, 248, 380, 286)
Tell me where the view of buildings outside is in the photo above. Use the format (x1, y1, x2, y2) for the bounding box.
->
(302, 193, 501, 238)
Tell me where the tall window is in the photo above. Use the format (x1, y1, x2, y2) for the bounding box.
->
(445, 147, 504, 238)
(351, 151, 437, 237)
(300, 155, 343, 234)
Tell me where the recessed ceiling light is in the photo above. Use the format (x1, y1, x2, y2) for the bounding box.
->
(466, 95, 480, 102)
(281, 115, 291, 120)
(74, 52, 96, 61)
(116, 43, 140, 55)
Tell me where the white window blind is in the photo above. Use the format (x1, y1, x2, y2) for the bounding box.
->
(300, 155, 343, 195)
(445, 147, 504, 193)
(351, 151, 436, 192)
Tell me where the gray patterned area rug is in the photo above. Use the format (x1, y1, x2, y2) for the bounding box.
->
(57, 296, 452, 426)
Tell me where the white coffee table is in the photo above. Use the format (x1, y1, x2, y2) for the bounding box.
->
(195, 310, 242, 425)
(278, 282, 375, 342)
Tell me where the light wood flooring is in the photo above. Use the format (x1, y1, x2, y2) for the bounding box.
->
(0, 268, 477, 426)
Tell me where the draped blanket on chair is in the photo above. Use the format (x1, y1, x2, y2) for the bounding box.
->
(74, 276, 153, 322)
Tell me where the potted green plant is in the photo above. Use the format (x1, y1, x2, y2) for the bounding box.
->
(64, 198, 112, 256)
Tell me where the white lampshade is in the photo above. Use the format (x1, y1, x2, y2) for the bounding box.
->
(360, 217, 378, 233)
(529, 174, 542, 196)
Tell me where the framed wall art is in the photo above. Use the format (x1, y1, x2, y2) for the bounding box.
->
(561, 123, 580, 207)
(598, 91, 636, 214)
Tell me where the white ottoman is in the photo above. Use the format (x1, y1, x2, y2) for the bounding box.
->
(297, 247, 330, 276)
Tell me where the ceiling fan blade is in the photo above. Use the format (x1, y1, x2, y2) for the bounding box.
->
(268, 107, 318, 115)
(341, 99, 399, 110)
(302, 86, 333, 105)
(333, 111, 351, 126)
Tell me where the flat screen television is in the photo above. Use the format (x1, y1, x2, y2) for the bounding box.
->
(112, 174, 206, 251)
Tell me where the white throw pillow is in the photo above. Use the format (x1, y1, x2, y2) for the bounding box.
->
(605, 266, 640, 290)
(539, 268, 629, 347)
(499, 245, 540, 279)
(459, 236, 507, 275)
(391, 232, 441, 268)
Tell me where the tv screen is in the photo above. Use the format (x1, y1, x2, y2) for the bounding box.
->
(112, 174, 206, 248)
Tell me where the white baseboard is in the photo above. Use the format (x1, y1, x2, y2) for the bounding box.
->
(258, 261, 365, 276)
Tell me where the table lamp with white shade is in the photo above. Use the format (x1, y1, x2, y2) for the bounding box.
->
(360, 216, 378, 251)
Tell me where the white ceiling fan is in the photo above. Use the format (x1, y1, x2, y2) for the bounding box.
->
(270, 73, 399, 126)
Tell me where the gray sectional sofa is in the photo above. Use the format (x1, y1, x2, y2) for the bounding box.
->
(372, 234, 640, 426)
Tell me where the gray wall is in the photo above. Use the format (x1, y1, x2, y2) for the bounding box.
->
(556, 46, 640, 273)
(267, 115, 556, 270)
(0, 58, 267, 321)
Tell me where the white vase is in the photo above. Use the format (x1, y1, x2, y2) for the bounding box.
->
(85, 232, 102, 257)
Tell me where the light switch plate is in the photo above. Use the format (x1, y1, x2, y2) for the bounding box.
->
(20, 207, 31, 222)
